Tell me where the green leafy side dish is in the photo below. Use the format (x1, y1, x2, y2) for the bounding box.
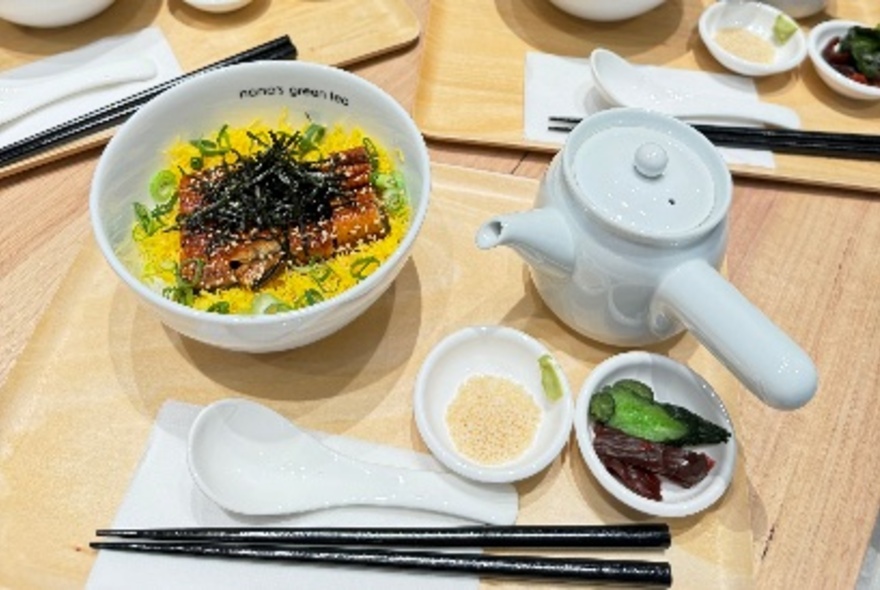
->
(588, 379, 731, 447)
(839, 25, 880, 82)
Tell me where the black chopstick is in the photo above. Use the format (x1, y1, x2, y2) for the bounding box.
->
(0, 36, 298, 169)
(89, 542, 673, 586)
(95, 524, 671, 549)
(548, 116, 880, 160)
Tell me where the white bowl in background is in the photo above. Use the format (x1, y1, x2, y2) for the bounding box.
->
(0, 0, 115, 27)
(807, 19, 880, 101)
(573, 351, 736, 518)
(699, 1, 807, 77)
(90, 61, 431, 352)
(413, 326, 574, 484)
(547, 0, 665, 22)
(758, 0, 825, 20)
(182, 0, 254, 13)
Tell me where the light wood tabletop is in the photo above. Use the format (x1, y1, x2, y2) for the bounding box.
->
(0, 1, 878, 589)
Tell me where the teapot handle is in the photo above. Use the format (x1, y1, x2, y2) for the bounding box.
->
(652, 259, 817, 410)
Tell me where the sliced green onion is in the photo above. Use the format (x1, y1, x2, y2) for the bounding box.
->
(295, 288, 324, 308)
(134, 202, 162, 236)
(189, 138, 228, 157)
(251, 292, 291, 315)
(350, 256, 380, 280)
(363, 137, 380, 170)
(295, 123, 326, 157)
(149, 170, 178, 203)
(216, 124, 232, 152)
(207, 301, 230, 314)
(152, 193, 178, 218)
(162, 260, 203, 307)
(190, 156, 204, 170)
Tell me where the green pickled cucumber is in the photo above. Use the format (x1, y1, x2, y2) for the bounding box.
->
(588, 380, 730, 446)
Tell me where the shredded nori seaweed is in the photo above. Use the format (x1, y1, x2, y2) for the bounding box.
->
(176, 131, 345, 239)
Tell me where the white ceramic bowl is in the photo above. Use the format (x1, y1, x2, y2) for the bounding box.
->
(182, 0, 253, 13)
(413, 326, 574, 484)
(0, 0, 115, 27)
(759, 0, 825, 20)
(547, 0, 665, 22)
(699, 1, 807, 77)
(574, 351, 736, 518)
(807, 20, 880, 101)
(90, 61, 431, 352)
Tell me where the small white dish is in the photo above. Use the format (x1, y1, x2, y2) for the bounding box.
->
(807, 20, 880, 101)
(0, 0, 115, 27)
(699, 1, 807, 77)
(759, 0, 825, 19)
(182, 0, 253, 13)
(547, 0, 664, 22)
(413, 326, 574, 484)
(573, 351, 736, 518)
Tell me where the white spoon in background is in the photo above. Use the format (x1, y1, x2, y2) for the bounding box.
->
(0, 57, 157, 127)
(589, 48, 802, 129)
(188, 399, 519, 525)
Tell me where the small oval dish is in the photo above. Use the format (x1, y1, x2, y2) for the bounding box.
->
(413, 326, 574, 484)
(573, 351, 736, 518)
(699, 1, 807, 77)
(807, 19, 880, 101)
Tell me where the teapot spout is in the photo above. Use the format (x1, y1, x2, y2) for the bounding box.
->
(475, 209, 575, 275)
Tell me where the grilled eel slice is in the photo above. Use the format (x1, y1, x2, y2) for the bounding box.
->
(178, 146, 389, 291)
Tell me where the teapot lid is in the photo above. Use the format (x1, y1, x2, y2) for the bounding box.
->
(562, 108, 731, 244)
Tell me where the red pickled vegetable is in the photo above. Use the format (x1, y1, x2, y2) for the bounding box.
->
(600, 456, 662, 501)
(593, 423, 716, 500)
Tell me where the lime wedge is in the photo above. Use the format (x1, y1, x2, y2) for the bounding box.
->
(538, 354, 564, 402)
(773, 14, 798, 44)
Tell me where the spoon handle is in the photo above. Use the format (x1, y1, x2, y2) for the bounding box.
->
(0, 57, 158, 126)
(339, 460, 520, 525)
(662, 99, 801, 130)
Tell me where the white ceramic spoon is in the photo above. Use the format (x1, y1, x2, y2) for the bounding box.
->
(188, 399, 519, 524)
(0, 57, 157, 127)
(589, 48, 802, 129)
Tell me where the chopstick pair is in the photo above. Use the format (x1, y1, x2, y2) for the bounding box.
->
(0, 36, 298, 170)
(93, 524, 673, 586)
(549, 116, 880, 160)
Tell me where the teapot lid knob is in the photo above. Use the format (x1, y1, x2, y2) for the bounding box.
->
(633, 142, 668, 178)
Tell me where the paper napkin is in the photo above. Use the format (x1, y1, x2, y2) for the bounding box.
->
(0, 27, 183, 150)
(523, 52, 777, 169)
(86, 400, 480, 590)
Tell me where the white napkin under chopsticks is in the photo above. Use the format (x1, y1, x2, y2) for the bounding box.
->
(0, 27, 183, 150)
(86, 400, 480, 590)
(523, 52, 777, 169)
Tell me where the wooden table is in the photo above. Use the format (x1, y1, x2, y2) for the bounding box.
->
(0, 1, 878, 589)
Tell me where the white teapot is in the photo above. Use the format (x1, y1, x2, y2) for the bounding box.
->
(476, 108, 817, 410)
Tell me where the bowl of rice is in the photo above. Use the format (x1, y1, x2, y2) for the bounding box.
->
(90, 61, 431, 352)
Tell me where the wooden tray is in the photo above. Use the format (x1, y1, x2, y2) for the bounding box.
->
(413, 0, 880, 193)
(0, 0, 419, 177)
(0, 164, 754, 589)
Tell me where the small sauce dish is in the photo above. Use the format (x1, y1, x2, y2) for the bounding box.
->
(699, 1, 807, 77)
(573, 351, 736, 518)
(413, 325, 574, 484)
(807, 19, 880, 101)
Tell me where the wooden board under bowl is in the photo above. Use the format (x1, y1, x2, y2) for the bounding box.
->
(0, 163, 753, 589)
(413, 0, 879, 193)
